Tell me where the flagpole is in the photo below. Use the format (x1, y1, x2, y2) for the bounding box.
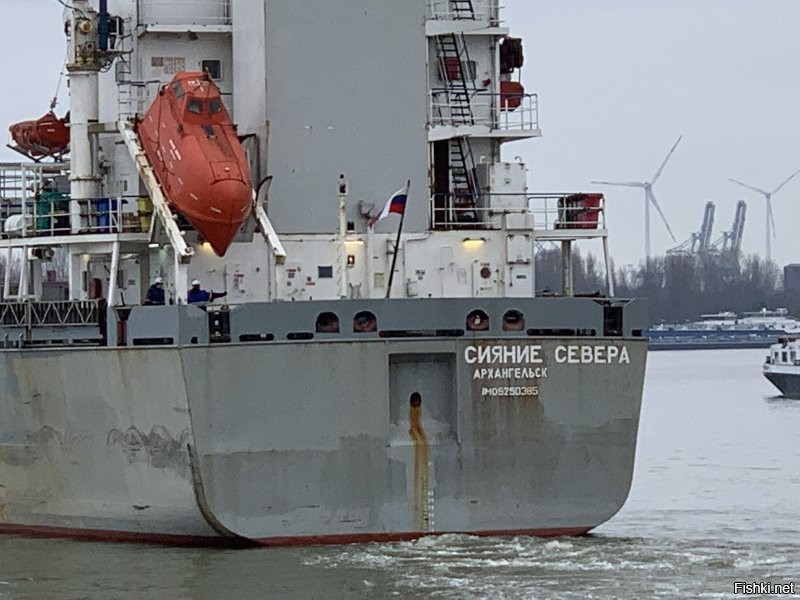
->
(385, 179, 410, 299)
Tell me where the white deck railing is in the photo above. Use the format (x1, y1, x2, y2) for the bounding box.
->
(527, 193, 606, 231)
(430, 192, 606, 232)
(427, 0, 501, 23)
(429, 90, 539, 133)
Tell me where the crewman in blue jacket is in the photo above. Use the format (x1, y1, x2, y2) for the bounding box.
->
(187, 279, 227, 304)
(143, 276, 165, 305)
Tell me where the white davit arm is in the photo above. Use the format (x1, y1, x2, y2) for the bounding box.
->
(118, 120, 194, 262)
(253, 194, 286, 265)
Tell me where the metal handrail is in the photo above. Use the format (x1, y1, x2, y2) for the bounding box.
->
(427, 0, 501, 23)
(430, 89, 539, 132)
(0, 163, 150, 239)
(1, 195, 146, 239)
(527, 193, 606, 231)
(430, 192, 607, 230)
(0, 300, 100, 328)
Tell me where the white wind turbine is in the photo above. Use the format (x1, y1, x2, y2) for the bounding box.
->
(591, 135, 682, 260)
(728, 168, 800, 263)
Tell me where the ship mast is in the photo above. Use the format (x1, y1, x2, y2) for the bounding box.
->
(64, 1, 110, 300)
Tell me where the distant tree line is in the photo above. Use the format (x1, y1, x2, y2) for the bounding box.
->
(535, 247, 792, 325)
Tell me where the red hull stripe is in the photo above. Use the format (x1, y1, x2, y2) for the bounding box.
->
(0, 523, 590, 547)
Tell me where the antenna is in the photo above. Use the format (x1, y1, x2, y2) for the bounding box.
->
(591, 135, 682, 259)
(728, 167, 800, 262)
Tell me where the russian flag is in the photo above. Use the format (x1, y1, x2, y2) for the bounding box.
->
(368, 187, 408, 227)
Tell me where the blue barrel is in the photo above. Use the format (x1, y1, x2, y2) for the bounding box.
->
(96, 198, 110, 232)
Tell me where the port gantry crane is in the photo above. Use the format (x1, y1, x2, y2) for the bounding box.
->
(667, 200, 746, 265)
(667, 201, 715, 257)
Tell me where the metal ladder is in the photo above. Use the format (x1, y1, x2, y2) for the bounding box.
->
(450, 137, 479, 222)
(116, 57, 135, 119)
(434, 33, 480, 222)
(112, 17, 141, 120)
(449, 0, 475, 19)
(434, 33, 477, 125)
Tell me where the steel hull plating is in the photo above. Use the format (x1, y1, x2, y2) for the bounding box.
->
(0, 336, 646, 545)
(0, 348, 219, 541)
(763, 370, 800, 399)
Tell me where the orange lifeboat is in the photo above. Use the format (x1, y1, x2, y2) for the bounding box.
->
(9, 111, 70, 159)
(136, 72, 253, 256)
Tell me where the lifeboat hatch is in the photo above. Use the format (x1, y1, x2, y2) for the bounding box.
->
(388, 353, 457, 444)
(210, 161, 243, 182)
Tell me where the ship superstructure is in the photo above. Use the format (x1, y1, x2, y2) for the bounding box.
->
(764, 336, 800, 398)
(0, 0, 648, 545)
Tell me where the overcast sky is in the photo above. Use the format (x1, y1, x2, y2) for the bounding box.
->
(2, 1, 800, 268)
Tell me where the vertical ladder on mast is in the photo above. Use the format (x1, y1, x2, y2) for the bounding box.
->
(116, 57, 134, 119)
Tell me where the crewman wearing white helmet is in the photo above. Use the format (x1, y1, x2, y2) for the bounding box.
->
(143, 276, 165, 305)
(187, 279, 227, 304)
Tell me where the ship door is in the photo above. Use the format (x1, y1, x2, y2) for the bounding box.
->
(432, 141, 450, 227)
(388, 353, 457, 443)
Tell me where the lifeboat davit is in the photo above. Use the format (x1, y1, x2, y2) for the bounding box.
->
(136, 72, 253, 256)
(9, 111, 70, 159)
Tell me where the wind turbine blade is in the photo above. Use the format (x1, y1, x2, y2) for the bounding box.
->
(729, 177, 769, 196)
(651, 135, 683, 184)
(768, 199, 777, 238)
(590, 180, 645, 188)
(771, 167, 800, 195)
(647, 189, 676, 241)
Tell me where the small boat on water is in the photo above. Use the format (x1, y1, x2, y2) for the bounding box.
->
(763, 336, 800, 398)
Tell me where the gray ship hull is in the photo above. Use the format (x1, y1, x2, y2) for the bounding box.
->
(0, 298, 647, 545)
(0, 348, 221, 543)
(764, 371, 800, 399)
(188, 338, 646, 544)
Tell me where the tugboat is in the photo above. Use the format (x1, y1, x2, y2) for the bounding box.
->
(0, 0, 647, 546)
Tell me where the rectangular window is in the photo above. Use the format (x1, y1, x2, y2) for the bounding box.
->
(201, 59, 222, 80)
(439, 58, 476, 82)
(318, 266, 333, 278)
(152, 57, 186, 75)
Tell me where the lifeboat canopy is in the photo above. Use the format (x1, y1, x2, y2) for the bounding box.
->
(137, 72, 253, 256)
(8, 111, 70, 160)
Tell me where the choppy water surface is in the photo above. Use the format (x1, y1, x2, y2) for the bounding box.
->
(1, 349, 798, 599)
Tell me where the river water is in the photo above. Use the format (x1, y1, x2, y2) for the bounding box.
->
(1, 349, 798, 599)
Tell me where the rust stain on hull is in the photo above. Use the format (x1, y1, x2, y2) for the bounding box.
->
(408, 397, 430, 532)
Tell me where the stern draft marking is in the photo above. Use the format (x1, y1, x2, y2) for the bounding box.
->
(408, 392, 433, 533)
